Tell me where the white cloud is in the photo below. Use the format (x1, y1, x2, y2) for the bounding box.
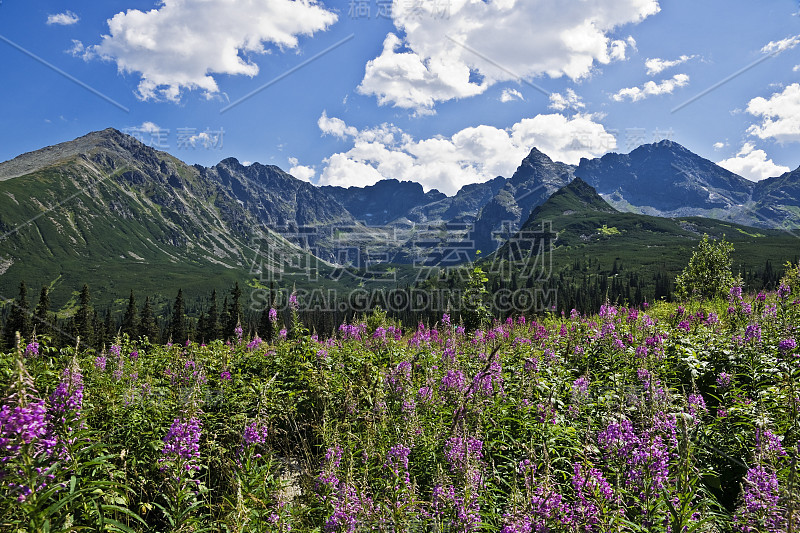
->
(89, 0, 337, 102)
(794, 65, 800, 72)
(746, 83, 800, 143)
(644, 54, 695, 76)
(761, 34, 800, 54)
(717, 142, 790, 181)
(500, 88, 524, 103)
(612, 73, 690, 102)
(713, 141, 726, 150)
(139, 121, 162, 134)
(316, 113, 616, 195)
(288, 157, 315, 182)
(357, 0, 659, 113)
(318, 111, 359, 139)
(47, 11, 79, 26)
(549, 88, 585, 111)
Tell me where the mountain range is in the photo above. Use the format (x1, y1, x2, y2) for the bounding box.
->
(0, 128, 798, 308)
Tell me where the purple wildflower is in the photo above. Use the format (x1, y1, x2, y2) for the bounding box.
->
(159, 417, 202, 474)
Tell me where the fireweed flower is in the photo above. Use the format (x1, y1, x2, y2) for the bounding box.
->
(744, 323, 762, 343)
(716, 372, 733, 389)
(779, 338, 797, 353)
(268, 308, 278, 323)
(159, 417, 202, 474)
(571, 376, 590, 403)
(384, 444, 412, 488)
(777, 283, 791, 300)
(441, 369, 466, 393)
(94, 355, 107, 371)
(234, 325, 244, 342)
(317, 445, 343, 489)
(730, 286, 743, 302)
(24, 342, 39, 357)
(220, 370, 232, 381)
(289, 291, 299, 311)
(687, 393, 707, 419)
(247, 335, 262, 351)
(734, 465, 784, 532)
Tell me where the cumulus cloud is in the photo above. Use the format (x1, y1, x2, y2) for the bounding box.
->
(549, 88, 585, 111)
(47, 11, 80, 25)
(357, 0, 659, 113)
(746, 83, 800, 143)
(713, 142, 726, 150)
(612, 73, 689, 102)
(316, 113, 616, 195)
(644, 54, 695, 75)
(88, 0, 337, 101)
(717, 142, 790, 181)
(500, 88, 524, 103)
(761, 34, 800, 54)
(288, 157, 315, 182)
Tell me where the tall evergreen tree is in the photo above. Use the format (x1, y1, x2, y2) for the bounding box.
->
(196, 312, 207, 343)
(220, 296, 230, 340)
(102, 309, 115, 346)
(73, 284, 94, 347)
(170, 289, 187, 345)
(139, 297, 160, 342)
(34, 286, 51, 338)
(3, 280, 32, 347)
(224, 283, 243, 339)
(205, 289, 220, 341)
(122, 290, 139, 339)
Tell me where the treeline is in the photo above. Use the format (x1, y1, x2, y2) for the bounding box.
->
(0, 282, 266, 351)
(0, 257, 787, 349)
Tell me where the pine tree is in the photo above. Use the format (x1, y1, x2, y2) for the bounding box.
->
(34, 286, 51, 338)
(205, 289, 220, 341)
(139, 297, 160, 342)
(102, 309, 115, 346)
(170, 289, 187, 345)
(224, 283, 243, 339)
(122, 290, 139, 339)
(196, 312, 207, 343)
(220, 296, 230, 340)
(73, 284, 94, 347)
(3, 280, 32, 347)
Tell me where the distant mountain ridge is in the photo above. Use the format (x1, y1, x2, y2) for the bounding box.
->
(0, 128, 798, 306)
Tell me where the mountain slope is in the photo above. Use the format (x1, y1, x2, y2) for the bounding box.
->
(472, 148, 576, 254)
(321, 179, 446, 225)
(576, 140, 755, 216)
(752, 165, 800, 228)
(0, 129, 325, 307)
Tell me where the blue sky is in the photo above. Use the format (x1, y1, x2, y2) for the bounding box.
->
(1, 0, 798, 194)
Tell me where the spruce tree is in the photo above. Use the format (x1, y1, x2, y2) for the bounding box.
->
(205, 289, 220, 341)
(102, 309, 115, 346)
(220, 296, 230, 340)
(122, 290, 139, 339)
(139, 297, 160, 342)
(3, 280, 32, 347)
(34, 286, 51, 338)
(73, 284, 94, 347)
(224, 283, 243, 339)
(170, 289, 187, 345)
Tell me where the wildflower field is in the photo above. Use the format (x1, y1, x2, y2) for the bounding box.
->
(2, 285, 799, 532)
